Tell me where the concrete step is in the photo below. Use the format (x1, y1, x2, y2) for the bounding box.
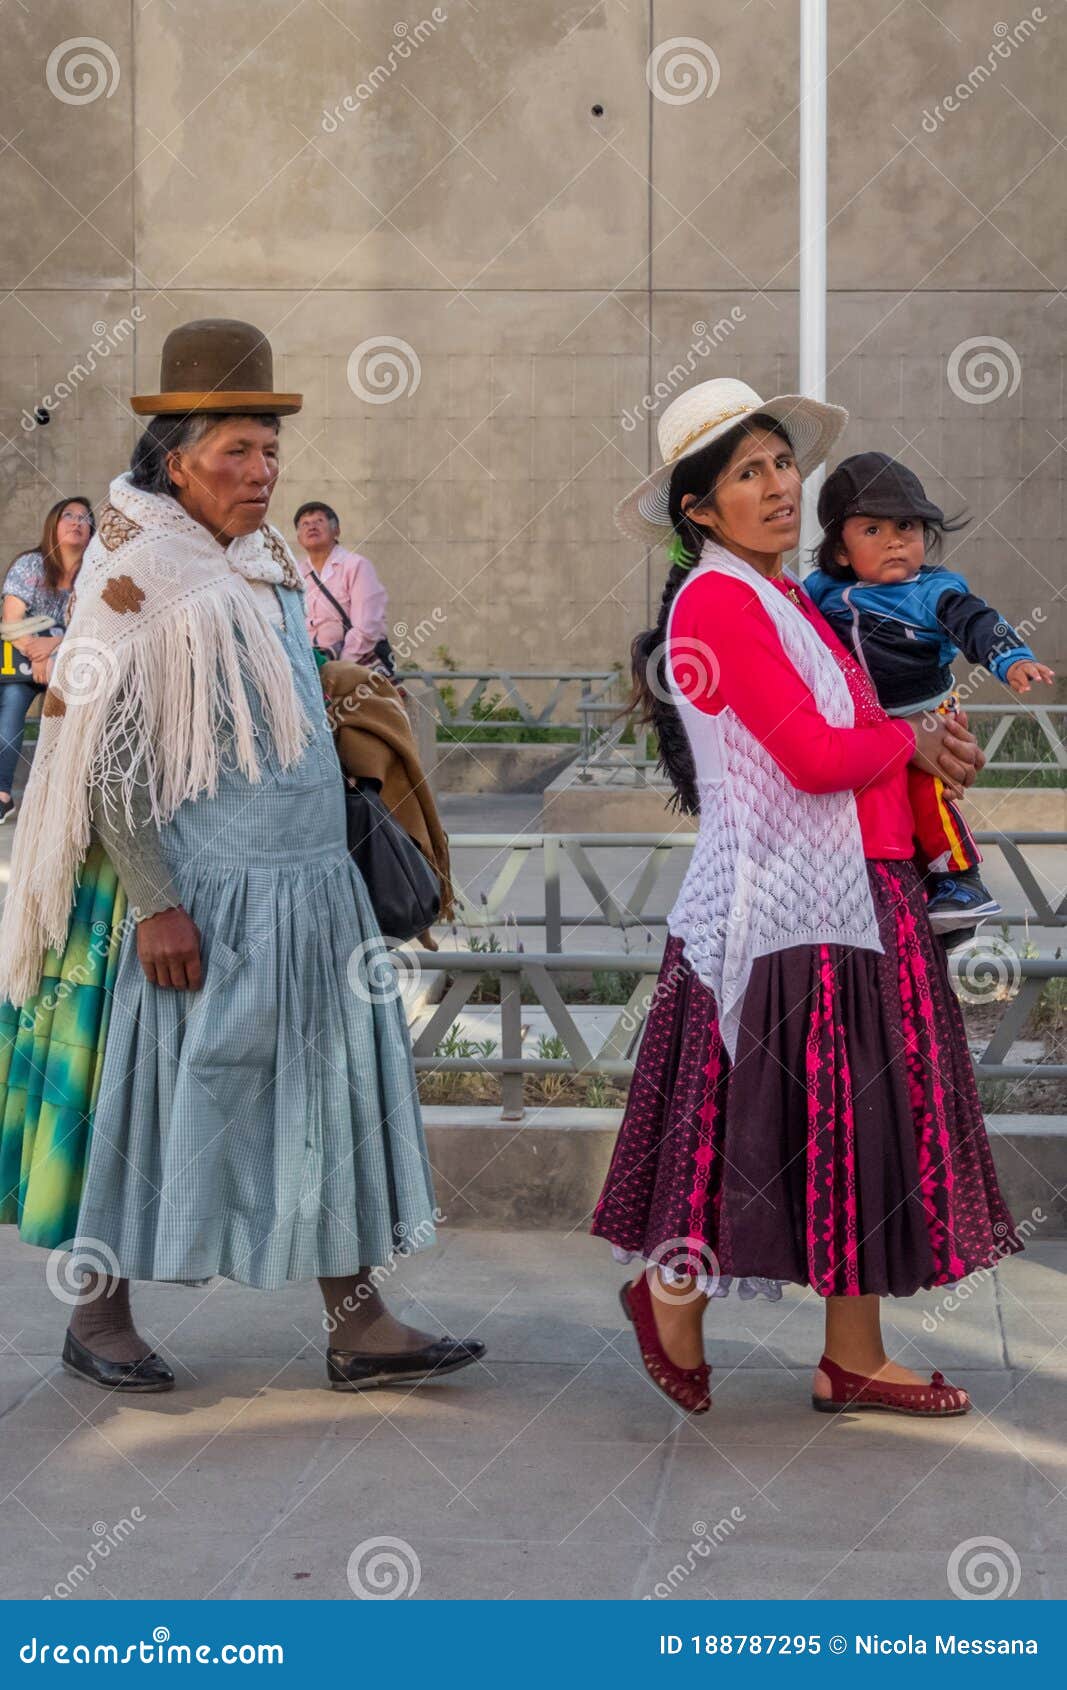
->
(424, 1107, 1067, 1234)
(542, 768, 1067, 834)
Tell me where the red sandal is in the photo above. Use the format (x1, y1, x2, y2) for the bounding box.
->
(619, 1275, 711, 1414)
(812, 1353, 970, 1417)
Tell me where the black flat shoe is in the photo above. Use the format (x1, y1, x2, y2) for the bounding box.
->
(61, 1329, 176, 1393)
(326, 1335, 486, 1391)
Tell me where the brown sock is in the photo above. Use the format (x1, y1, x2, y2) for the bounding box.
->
(319, 1274, 437, 1355)
(67, 1274, 154, 1364)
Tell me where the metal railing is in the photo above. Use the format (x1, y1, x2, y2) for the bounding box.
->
(445, 831, 1067, 947)
(409, 950, 1066, 1120)
(575, 684, 1067, 783)
(403, 669, 614, 732)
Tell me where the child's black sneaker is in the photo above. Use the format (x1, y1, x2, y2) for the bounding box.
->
(924, 867, 1002, 933)
(0, 796, 15, 825)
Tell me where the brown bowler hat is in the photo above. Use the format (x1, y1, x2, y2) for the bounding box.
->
(130, 318, 302, 416)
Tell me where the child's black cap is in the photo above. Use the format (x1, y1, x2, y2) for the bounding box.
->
(817, 451, 944, 528)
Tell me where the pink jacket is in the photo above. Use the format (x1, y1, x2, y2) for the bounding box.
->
(670, 570, 917, 860)
(296, 544, 389, 661)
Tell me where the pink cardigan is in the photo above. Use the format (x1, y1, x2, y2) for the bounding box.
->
(669, 569, 917, 860)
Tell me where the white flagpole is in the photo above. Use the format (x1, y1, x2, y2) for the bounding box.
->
(798, 0, 828, 571)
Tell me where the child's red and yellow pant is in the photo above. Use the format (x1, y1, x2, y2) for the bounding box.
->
(904, 692, 982, 875)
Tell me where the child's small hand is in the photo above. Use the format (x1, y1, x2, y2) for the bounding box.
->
(1006, 659, 1055, 693)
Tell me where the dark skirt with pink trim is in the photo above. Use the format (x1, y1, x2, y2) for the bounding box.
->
(591, 858, 1022, 1299)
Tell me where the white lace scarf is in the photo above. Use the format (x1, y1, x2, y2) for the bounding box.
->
(0, 473, 312, 1004)
(665, 542, 883, 1061)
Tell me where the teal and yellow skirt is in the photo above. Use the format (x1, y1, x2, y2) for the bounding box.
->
(0, 843, 126, 1249)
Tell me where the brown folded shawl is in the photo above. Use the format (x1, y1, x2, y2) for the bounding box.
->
(320, 660, 454, 944)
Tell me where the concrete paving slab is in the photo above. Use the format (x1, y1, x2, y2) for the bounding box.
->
(1023, 1472, 1067, 1555)
(286, 1428, 671, 1548)
(6, 1414, 327, 1535)
(0, 1520, 279, 1603)
(238, 1539, 1063, 1602)
(997, 1284, 1067, 1373)
(998, 1372, 1067, 1455)
(1001, 1326, 1067, 1374)
(995, 1242, 1067, 1298)
(633, 1547, 1051, 1603)
(657, 1440, 1038, 1556)
(2, 1523, 1059, 1604)
(1039, 1560, 1067, 1599)
(0, 1355, 53, 1417)
(4, 1356, 334, 1443)
(0, 1229, 1062, 1600)
(1014, 1399, 1067, 1548)
(323, 1358, 684, 1449)
(133, 1283, 330, 1364)
(229, 1531, 648, 1601)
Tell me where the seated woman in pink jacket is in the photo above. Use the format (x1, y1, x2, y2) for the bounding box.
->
(592, 378, 1019, 1421)
(293, 500, 392, 674)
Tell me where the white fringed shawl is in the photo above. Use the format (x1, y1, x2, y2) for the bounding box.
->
(0, 473, 313, 1004)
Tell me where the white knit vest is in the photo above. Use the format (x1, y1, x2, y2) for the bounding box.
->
(665, 542, 883, 1061)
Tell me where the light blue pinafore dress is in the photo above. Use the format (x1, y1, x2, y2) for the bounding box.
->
(71, 582, 437, 1289)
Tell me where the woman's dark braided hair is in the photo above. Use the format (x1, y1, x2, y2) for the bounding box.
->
(625, 412, 793, 816)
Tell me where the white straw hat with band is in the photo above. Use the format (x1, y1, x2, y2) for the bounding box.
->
(615, 378, 848, 544)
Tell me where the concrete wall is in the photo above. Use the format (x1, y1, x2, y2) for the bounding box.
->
(2, 1, 1064, 677)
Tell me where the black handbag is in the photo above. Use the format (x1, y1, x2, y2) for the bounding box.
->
(344, 776, 441, 943)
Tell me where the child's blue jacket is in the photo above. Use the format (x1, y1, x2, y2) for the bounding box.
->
(804, 564, 1036, 710)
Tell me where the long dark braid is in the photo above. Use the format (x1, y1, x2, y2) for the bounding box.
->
(624, 413, 792, 815)
(629, 560, 700, 814)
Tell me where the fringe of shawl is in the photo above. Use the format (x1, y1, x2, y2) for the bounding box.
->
(0, 578, 311, 1005)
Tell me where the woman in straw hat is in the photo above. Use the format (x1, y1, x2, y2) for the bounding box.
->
(0, 319, 484, 1395)
(591, 378, 1020, 1418)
